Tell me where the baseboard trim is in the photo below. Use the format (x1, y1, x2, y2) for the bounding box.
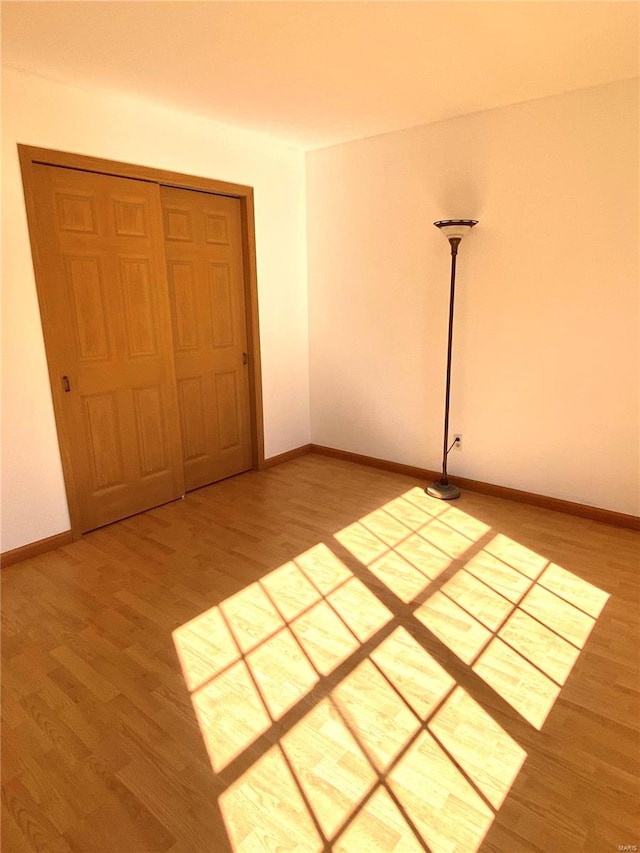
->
(263, 444, 313, 469)
(309, 444, 640, 531)
(310, 444, 439, 482)
(1, 531, 74, 568)
(3, 447, 313, 567)
(4, 446, 636, 566)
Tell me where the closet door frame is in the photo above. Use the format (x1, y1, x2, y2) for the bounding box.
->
(19, 144, 265, 539)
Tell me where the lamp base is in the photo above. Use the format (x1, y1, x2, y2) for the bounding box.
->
(426, 481, 461, 500)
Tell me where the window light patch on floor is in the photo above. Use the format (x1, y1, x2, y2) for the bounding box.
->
(290, 599, 360, 675)
(370, 627, 455, 719)
(172, 487, 609, 851)
(414, 590, 493, 664)
(330, 659, 420, 772)
(388, 729, 495, 852)
(281, 698, 378, 839)
(220, 745, 323, 853)
(428, 687, 527, 810)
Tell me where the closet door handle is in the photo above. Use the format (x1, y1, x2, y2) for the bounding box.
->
(62, 375, 71, 392)
(242, 352, 248, 365)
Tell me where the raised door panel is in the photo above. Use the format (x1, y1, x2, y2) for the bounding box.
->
(132, 385, 171, 477)
(31, 165, 185, 533)
(162, 185, 252, 491)
(209, 263, 234, 348)
(112, 198, 148, 237)
(215, 371, 241, 450)
(119, 258, 158, 358)
(204, 214, 229, 245)
(163, 207, 194, 242)
(66, 255, 111, 361)
(83, 393, 127, 491)
(178, 377, 208, 463)
(167, 261, 199, 352)
(56, 192, 97, 233)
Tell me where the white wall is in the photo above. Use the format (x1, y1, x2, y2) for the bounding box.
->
(1, 68, 310, 552)
(307, 80, 639, 515)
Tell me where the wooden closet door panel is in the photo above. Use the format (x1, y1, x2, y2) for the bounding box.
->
(162, 186, 252, 491)
(32, 165, 185, 532)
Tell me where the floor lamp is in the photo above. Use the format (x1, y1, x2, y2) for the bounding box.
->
(426, 219, 478, 500)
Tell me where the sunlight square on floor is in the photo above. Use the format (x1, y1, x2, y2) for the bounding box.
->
(334, 520, 390, 565)
(370, 627, 456, 720)
(401, 486, 449, 518)
(281, 698, 378, 839)
(394, 532, 452, 579)
(260, 560, 322, 621)
(382, 492, 439, 529)
(172, 605, 239, 691)
(416, 517, 475, 560)
(290, 599, 360, 675)
(331, 659, 421, 772)
(428, 687, 527, 809)
(537, 562, 609, 618)
(498, 608, 581, 686)
(367, 549, 433, 603)
(326, 577, 393, 642)
(483, 533, 549, 580)
(520, 584, 597, 648)
(246, 627, 319, 720)
(220, 745, 323, 852)
(294, 542, 353, 595)
(414, 590, 493, 664)
(388, 730, 494, 852)
(358, 507, 413, 548)
(440, 568, 514, 631)
(432, 504, 491, 542)
(191, 660, 271, 772)
(464, 549, 533, 603)
(219, 582, 285, 654)
(472, 637, 561, 730)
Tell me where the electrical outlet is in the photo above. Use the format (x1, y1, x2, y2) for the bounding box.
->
(453, 433, 463, 450)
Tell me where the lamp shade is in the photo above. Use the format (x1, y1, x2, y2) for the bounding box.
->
(434, 219, 478, 240)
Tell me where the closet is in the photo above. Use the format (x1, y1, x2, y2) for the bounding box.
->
(20, 147, 262, 536)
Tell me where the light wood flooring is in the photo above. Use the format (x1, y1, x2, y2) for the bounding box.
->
(2, 454, 639, 852)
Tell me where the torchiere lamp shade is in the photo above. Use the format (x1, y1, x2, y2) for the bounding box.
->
(434, 219, 478, 240)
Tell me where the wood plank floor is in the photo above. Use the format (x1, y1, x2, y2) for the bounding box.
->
(2, 454, 638, 852)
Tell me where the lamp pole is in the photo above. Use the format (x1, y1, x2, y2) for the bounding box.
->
(427, 219, 477, 500)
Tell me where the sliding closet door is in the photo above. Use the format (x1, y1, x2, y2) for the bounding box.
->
(161, 186, 252, 491)
(30, 165, 185, 533)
